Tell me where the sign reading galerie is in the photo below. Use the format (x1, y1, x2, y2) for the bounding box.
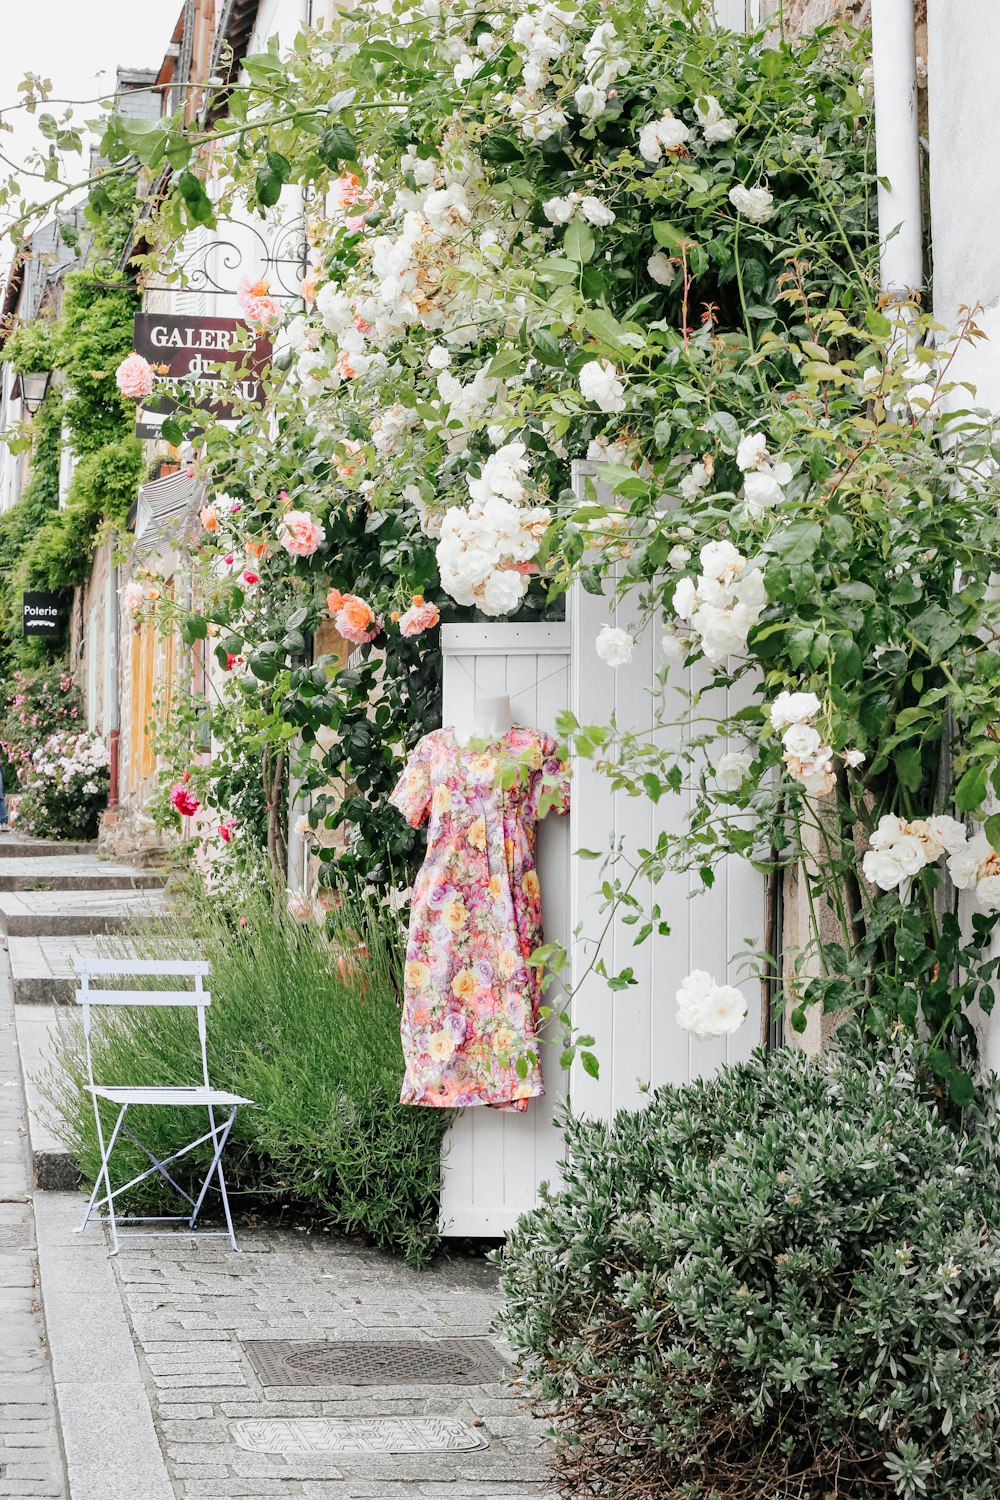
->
(22, 592, 62, 637)
(131, 313, 272, 439)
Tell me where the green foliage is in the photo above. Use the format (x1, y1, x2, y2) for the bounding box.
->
(502, 1041, 1000, 1499)
(21, 436, 143, 590)
(1, 315, 56, 375)
(56, 272, 138, 456)
(43, 873, 448, 1265)
(0, 390, 65, 671)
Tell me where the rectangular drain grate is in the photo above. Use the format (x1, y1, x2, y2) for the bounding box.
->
(243, 1337, 509, 1387)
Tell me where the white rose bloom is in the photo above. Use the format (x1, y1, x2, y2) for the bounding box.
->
(926, 815, 967, 853)
(782, 723, 822, 759)
(948, 831, 991, 890)
(315, 283, 354, 333)
(894, 834, 928, 877)
(842, 748, 866, 769)
(672, 577, 698, 620)
(667, 545, 691, 570)
(728, 183, 775, 223)
(699, 539, 743, 585)
(733, 567, 767, 614)
(575, 82, 608, 119)
(976, 874, 1000, 912)
(770, 690, 822, 730)
(637, 111, 691, 164)
(647, 250, 674, 286)
(862, 847, 908, 891)
(736, 431, 768, 471)
(480, 568, 528, 616)
(693, 603, 749, 661)
(543, 194, 579, 225)
(742, 468, 785, 516)
(679, 460, 710, 500)
(596, 624, 635, 666)
(580, 196, 615, 227)
(715, 750, 753, 791)
(661, 627, 688, 665)
(427, 345, 451, 369)
(580, 359, 627, 414)
(676, 970, 747, 1039)
(695, 94, 737, 143)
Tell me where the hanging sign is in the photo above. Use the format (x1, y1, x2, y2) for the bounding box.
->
(132, 313, 272, 440)
(22, 592, 63, 637)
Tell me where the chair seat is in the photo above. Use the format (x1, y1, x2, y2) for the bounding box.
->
(90, 1085, 251, 1107)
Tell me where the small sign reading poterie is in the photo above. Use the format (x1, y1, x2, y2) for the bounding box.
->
(22, 591, 63, 637)
(132, 312, 272, 439)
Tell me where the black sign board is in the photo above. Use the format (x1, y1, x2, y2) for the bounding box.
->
(132, 313, 272, 440)
(22, 592, 62, 638)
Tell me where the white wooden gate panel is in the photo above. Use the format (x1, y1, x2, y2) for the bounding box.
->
(439, 623, 571, 1236)
(569, 569, 764, 1124)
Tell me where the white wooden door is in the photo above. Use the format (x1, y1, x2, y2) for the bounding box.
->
(438, 623, 572, 1236)
(568, 571, 764, 1124)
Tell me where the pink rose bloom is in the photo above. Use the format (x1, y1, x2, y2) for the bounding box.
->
(218, 820, 236, 844)
(115, 353, 154, 400)
(242, 293, 281, 332)
(170, 783, 200, 818)
(278, 509, 326, 558)
(399, 598, 441, 638)
(242, 570, 259, 585)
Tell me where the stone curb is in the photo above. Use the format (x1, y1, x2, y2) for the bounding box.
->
(33, 1192, 175, 1500)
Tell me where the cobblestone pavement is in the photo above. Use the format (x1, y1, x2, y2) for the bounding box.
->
(109, 1229, 555, 1499)
(0, 949, 67, 1500)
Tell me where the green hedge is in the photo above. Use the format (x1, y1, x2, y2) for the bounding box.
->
(502, 1041, 1000, 1499)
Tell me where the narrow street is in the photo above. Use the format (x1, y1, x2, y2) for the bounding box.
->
(1, 835, 553, 1500)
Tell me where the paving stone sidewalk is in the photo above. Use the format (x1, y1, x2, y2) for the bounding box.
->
(0, 948, 68, 1499)
(100, 1222, 553, 1499)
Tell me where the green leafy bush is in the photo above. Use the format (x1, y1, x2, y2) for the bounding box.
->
(501, 1043, 1000, 1499)
(44, 874, 448, 1264)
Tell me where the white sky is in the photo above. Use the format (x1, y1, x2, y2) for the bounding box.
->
(0, 0, 181, 255)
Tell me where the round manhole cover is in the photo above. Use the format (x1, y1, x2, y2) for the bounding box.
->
(231, 1416, 488, 1454)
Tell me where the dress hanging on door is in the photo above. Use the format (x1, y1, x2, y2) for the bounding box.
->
(390, 725, 570, 1111)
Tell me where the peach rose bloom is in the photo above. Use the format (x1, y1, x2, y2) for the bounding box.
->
(278, 509, 326, 558)
(335, 594, 380, 645)
(115, 353, 154, 400)
(247, 536, 271, 561)
(326, 588, 346, 615)
(331, 173, 363, 209)
(336, 349, 359, 380)
(399, 597, 441, 638)
(200, 505, 219, 533)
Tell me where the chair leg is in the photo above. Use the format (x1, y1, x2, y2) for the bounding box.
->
(92, 1104, 128, 1255)
(189, 1106, 240, 1250)
(78, 1100, 127, 1234)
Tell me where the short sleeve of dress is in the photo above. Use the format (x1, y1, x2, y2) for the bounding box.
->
(390, 738, 433, 828)
(532, 733, 571, 819)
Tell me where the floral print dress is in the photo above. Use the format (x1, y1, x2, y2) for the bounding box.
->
(390, 725, 570, 1111)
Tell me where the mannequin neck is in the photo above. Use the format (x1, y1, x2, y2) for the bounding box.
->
(451, 693, 514, 746)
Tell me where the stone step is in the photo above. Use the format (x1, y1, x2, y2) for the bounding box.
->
(0, 835, 98, 857)
(0, 888, 168, 938)
(0, 855, 167, 893)
(13, 1002, 80, 1190)
(8, 934, 153, 1004)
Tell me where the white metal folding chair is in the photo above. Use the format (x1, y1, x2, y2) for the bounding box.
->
(74, 957, 252, 1253)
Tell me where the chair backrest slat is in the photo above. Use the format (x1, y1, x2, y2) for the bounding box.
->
(77, 989, 211, 1008)
(76, 958, 209, 978)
